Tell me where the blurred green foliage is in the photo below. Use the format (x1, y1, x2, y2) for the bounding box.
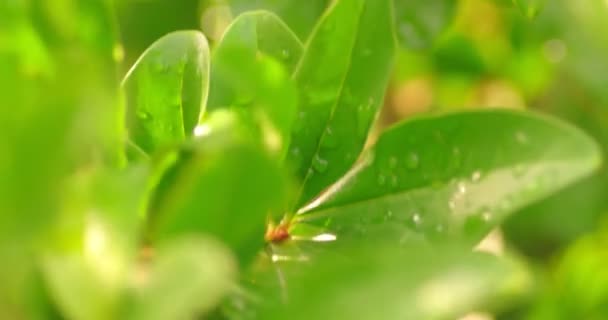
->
(2, 0, 608, 319)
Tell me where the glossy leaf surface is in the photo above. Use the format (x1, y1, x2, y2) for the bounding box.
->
(224, 0, 329, 39)
(297, 110, 601, 245)
(206, 11, 301, 156)
(288, 0, 396, 207)
(123, 30, 210, 154)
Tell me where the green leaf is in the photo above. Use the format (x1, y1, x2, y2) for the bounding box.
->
(296, 110, 601, 245)
(259, 242, 530, 320)
(129, 236, 237, 320)
(207, 11, 301, 157)
(212, 10, 303, 75)
(223, 0, 329, 40)
(122, 30, 210, 155)
(42, 165, 150, 320)
(0, 1, 123, 316)
(151, 111, 292, 265)
(394, 0, 457, 50)
(288, 0, 396, 208)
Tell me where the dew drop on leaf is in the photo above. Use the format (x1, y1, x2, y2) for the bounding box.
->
(515, 131, 529, 144)
(312, 154, 329, 173)
(377, 174, 386, 186)
(405, 152, 419, 169)
(390, 175, 399, 188)
(281, 49, 291, 59)
(321, 126, 338, 149)
(412, 213, 422, 226)
(389, 156, 398, 169)
(137, 110, 150, 120)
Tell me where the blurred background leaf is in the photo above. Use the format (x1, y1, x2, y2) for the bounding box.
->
(259, 241, 531, 320)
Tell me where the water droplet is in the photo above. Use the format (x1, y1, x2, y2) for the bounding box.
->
(448, 200, 456, 210)
(471, 170, 482, 183)
(406, 153, 419, 169)
(481, 211, 493, 222)
(137, 110, 150, 120)
(321, 126, 338, 149)
(112, 44, 124, 62)
(154, 60, 169, 73)
(281, 49, 290, 59)
(435, 224, 445, 233)
(452, 147, 462, 168)
(377, 174, 386, 186)
(344, 152, 354, 163)
(389, 156, 398, 169)
(384, 210, 393, 221)
(312, 154, 328, 173)
(412, 213, 422, 226)
(457, 181, 467, 194)
(290, 147, 302, 166)
(390, 175, 399, 187)
(515, 131, 528, 144)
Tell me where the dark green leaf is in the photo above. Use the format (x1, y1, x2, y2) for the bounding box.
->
(122, 30, 210, 155)
(260, 242, 530, 320)
(130, 236, 237, 320)
(394, 0, 457, 50)
(151, 111, 292, 265)
(296, 110, 601, 245)
(288, 0, 396, 208)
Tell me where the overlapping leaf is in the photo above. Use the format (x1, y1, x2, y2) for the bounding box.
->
(207, 11, 301, 157)
(297, 110, 601, 245)
(287, 0, 396, 207)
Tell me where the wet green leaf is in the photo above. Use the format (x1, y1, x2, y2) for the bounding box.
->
(122, 30, 210, 155)
(224, 0, 329, 40)
(260, 242, 530, 320)
(151, 112, 291, 265)
(130, 236, 237, 320)
(296, 110, 601, 245)
(206, 11, 301, 156)
(211, 10, 303, 75)
(288, 0, 396, 208)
